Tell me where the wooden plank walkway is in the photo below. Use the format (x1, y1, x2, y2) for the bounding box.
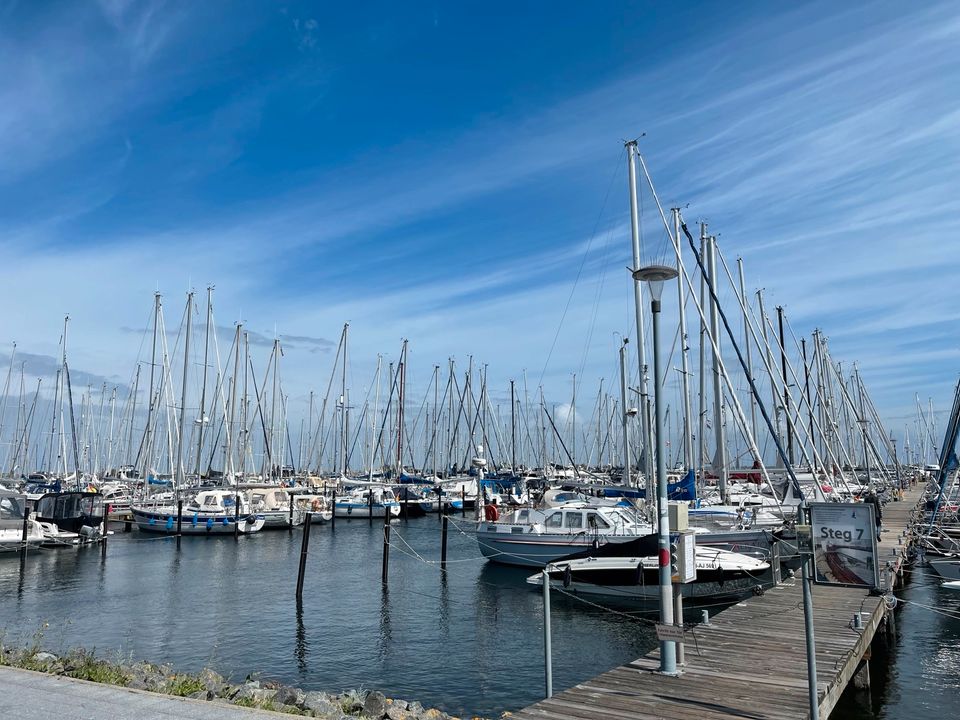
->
(514, 484, 925, 720)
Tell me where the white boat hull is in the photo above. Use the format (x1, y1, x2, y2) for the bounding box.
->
(334, 503, 400, 519)
(930, 555, 960, 580)
(131, 506, 265, 534)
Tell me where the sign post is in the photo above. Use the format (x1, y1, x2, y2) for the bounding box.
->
(668, 531, 696, 666)
(809, 502, 880, 588)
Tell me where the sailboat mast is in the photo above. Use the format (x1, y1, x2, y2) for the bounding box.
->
(126, 364, 140, 466)
(195, 286, 213, 478)
(396, 339, 407, 474)
(225, 323, 241, 477)
(777, 306, 795, 465)
(672, 208, 694, 471)
(510, 379, 516, 471)
(619, 339, 632, 487)
(705, 235, 728, 503)
(341, 324, 349, 476)
(175, 292, 194, 494)
(625, 140, 652, 500)
(141, 293, 161, 482)
(62, 315, 84, 490)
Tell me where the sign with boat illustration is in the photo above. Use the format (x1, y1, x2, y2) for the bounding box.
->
(809, 503, 879, 588)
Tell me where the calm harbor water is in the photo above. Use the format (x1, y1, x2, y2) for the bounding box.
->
(0, 515, 657, 718)
(834, 563, 960, 719)
(1, 517, 956, 718)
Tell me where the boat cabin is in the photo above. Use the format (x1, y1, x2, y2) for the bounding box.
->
(493, 505, 639, 534)
(247, 487, 290, 512)
(34, 492, 105, 533)
(187, 489, 248, 514)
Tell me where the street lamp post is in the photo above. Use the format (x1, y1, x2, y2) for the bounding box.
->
(632, 263, 679, 675)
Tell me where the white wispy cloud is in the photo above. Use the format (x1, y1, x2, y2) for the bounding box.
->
(0, 0, 957, 437)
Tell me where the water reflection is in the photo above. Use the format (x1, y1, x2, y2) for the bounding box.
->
(295, 601, 307, 675)
(1, 517, 657, 717)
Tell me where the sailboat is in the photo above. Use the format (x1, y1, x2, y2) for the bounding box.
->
(133, 489, 265, 534)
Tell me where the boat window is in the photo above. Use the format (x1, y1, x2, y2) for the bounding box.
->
(587, 512, 610, 529)
(545, 512, 563, 528)
(517, 510, 529, 522)
(564, 512, 583, 529)
(0, 496, 23, 520)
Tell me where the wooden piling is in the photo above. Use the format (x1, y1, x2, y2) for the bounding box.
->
(102, 504, 110, 558)
(176, 500, 183, 549)
(441, 515, 448, 571)
(330, 484, 336, 531)
(381, 523, 391, 584)
(295, 512, 313, 600)
(20, 499, 30, 558)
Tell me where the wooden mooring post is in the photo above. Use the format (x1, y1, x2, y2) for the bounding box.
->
(295, 512, 313, 600)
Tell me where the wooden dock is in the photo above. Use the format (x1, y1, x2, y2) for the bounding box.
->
(514, 484, 925, 720)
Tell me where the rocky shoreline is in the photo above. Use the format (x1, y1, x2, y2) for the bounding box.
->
(0, 644, 498, 719)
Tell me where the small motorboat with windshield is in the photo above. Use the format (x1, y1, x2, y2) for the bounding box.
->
(0, 489, 44, 553)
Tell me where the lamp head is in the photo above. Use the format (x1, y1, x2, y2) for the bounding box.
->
(632, 264, 679, 301)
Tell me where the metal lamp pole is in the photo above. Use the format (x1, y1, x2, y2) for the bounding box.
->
(633, 264, 679, 675)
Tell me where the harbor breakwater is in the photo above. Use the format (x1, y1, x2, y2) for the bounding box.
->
(0, 642, 494, 720)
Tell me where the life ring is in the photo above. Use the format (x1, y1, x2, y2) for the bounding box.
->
(311, 498, 321, 511)
(484, 504, 499, 522)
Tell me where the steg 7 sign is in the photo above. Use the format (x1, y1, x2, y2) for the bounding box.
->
(808, 502, 879, 588)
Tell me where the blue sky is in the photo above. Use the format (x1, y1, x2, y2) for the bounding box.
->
(1, 0, 958, 454)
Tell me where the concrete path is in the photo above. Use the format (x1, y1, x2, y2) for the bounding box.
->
(0, 666, 288, 719)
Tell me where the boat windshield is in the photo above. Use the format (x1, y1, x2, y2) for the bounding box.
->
(0, 494, 25, 528)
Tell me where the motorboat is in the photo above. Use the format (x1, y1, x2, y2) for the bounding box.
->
(477, 504, 654, 567)
(34, 492, 106, 547)
(526, 534, 771, 599)
(289, 490, 334, 523)
(131, 489, 265, 534)
(0, 489, 44, 553)
(929, 553, 960, 581)
(334, 486, 400, 519)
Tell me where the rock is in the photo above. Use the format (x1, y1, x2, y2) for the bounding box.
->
(418, 710, 448, 720)
(386, 706, 414, 720)
(277, 704, 301, 714)
(232, 683, 276, 704)
(304, 691, 341, 716)
(406, 702, 424, 716)
(188, 690, 210, 700)
(274, 685, 305, 707)
(197, 668, 225, 695)
(362, 690, 388, 718)
(231, 681, 261, 699)
(33, 652, 59, 664)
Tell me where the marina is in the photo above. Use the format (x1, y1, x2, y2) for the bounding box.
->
(2, 3, 960, 719)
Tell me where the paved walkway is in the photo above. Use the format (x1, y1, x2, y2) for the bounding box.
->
(0, 666, 288, 719)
